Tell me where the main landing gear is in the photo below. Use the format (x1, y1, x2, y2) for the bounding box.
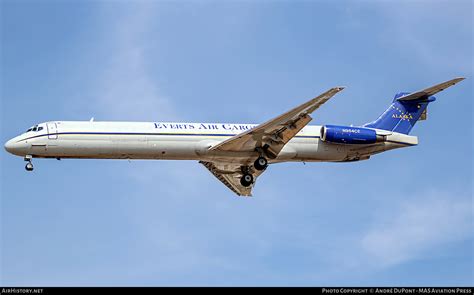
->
(24, 155, 34, 172)
(240, 165, 254, 187)
(253, 156, 268, 171)
(240, 173, 254, 187)
(239, 156, 269, 187)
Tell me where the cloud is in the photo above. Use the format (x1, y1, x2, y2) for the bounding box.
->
(375, 1, 473, 73)
(93, 3, 176, 121)
(360, 190, 472, 269)
(305, 189, 472, 285)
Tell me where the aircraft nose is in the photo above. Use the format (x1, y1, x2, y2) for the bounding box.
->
(4, 138, 16, 154)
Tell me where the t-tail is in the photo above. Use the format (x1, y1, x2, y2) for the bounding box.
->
(364, 78, 465, 134)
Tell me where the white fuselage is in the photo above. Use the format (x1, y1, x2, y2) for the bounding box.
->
(4, 121, 418, 164)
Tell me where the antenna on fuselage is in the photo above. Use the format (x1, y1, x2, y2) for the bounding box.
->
(90, 117, 94, 122)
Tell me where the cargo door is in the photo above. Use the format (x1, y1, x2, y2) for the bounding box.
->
(47, 122, 58, 139)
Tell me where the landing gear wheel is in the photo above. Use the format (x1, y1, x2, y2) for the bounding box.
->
(254, 156, 268, 171)
(240, 174, 254, 187)
(25, 162, 34, 171)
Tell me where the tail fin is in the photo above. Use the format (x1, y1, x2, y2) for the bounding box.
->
(364, 77, 465, 134)
(364, 93, 432, 134)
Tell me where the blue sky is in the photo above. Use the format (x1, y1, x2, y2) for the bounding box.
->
(1, 0, 472, 286)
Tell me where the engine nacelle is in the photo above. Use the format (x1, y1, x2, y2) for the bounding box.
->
(320, 125, 383, 144)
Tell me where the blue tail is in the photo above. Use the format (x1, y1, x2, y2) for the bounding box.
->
(364, 92, 434, 135)
(363, 78, 464, 134)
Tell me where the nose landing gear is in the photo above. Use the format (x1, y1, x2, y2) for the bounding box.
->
(25, 162, 34, 171)
(24, 155, 34, 172)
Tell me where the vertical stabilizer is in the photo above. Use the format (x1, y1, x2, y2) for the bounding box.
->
(364, 78, 464, 134)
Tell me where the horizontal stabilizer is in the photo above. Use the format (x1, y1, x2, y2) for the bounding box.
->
(397, 77, 465, 101)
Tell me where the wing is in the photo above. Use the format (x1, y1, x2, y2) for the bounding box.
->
(210, 87, 345, 158)
(199, 161, 265, 197)
(397, 77, 465, 101)
(200, 87, 344, 196)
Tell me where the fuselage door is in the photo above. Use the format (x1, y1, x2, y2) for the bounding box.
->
(47, 122, 58, 139)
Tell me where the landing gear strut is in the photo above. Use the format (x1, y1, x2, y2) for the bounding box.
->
(24, 155, 34, 172)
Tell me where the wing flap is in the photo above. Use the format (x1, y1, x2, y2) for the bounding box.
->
(200, 161, 244, 196)
(200, 161, 265, 196)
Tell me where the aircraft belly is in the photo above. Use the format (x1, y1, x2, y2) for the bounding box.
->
(35, 135, 201, 160)
(148, 139, 201, 160)
(44, 139, 122, 158)
(289, 140, 348, 162)
(25, 133, 386, 164)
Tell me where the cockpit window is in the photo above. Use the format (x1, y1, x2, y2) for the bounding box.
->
(26, 125, 41, 133)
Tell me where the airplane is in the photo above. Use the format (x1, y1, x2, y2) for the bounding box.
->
(4, 77, 464, 196)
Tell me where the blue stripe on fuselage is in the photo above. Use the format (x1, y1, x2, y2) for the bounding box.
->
(17, 131, 321, 142)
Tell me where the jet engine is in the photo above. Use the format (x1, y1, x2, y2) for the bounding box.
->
(320, 125, 384, 144)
